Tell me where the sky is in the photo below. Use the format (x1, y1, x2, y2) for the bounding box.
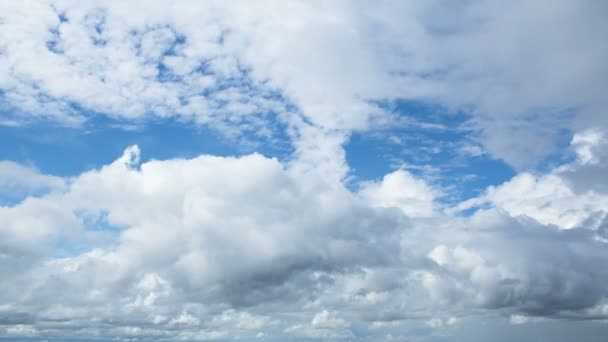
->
(1, 1, 608, 341)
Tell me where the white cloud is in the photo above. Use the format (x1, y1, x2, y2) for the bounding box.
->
(0, 161, 65, 200)
(453, 129, 608, 230)
(311, 310, 350, 330)
(0, 198, 80, 260)
(425, 317, 443, 329)
(484, 173, 607, 229)
(509, 314, 543, 325)
(1, 146, 608, 340)
(359, 169, 437, 218)
(571, 130, 605, 165)
(1, 1, 606, 167)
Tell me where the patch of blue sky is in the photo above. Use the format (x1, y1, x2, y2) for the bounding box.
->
(0, 114, 292, 178)
(3, 10, 299, 179)
(45, 9, 68, 53)
(346, 100, 516, 204)
(45, 30, 63, 54)
(0, 198, 17, 207)
(0, 188, 54, 207)
(1, 34, 295, 178)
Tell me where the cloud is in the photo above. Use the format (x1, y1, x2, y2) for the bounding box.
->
(0, 161, 65, 201)
(509, 314, 543, 325)
(1, 145, 607, 340)
(1, 1, 606, 167)
(453, 129, 608, 230)
(311, 310, 350, 329)
(571, 130, 605, 166)
(359, 169, 437, 218)
(0, 146, 403, 340)
(1, 1, 608, 340)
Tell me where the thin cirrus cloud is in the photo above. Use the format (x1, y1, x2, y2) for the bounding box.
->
(1, 1, 608, 341)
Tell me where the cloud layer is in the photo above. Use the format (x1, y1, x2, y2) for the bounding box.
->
(2, 134, 608, 340)
(1, 0, 607, 166)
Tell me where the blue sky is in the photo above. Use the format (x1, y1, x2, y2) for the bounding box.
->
(1, 1, 608, 341)
(0, 101, 515, 201)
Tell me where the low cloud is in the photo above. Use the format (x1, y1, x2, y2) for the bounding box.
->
(1, 145, 607, 340)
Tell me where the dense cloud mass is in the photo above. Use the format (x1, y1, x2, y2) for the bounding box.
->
(1, 136, 608, 340)
(1, 0, 608, 341)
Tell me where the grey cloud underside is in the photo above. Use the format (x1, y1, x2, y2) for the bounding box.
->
(1, 142, 608, 341)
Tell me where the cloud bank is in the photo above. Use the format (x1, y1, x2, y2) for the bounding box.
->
(2, 133, 608, 340)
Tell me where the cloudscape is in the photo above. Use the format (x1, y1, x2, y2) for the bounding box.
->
(1, 1, 608, 341)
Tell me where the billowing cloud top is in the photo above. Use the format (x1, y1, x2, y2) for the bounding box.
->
(1, 1, 608, 341)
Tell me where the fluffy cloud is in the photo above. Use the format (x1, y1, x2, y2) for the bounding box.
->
(311, 310, 349, 330)
(0, 161, 65, 201)
(1, 145, 608, 340)
(359, 169, 437, 218)
(454, 129, 608, 230)
(1, 1, 606, 166)
(0, 146, 403, 340)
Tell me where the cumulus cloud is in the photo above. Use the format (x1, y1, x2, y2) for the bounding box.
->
(0, 161, 65, 201)
(311, 310, 350, 330)
(454, 129, 608, 230)
(0, 145, 607, 340)
(0, 146, 403, 340)
(359, 169, 437, 218)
